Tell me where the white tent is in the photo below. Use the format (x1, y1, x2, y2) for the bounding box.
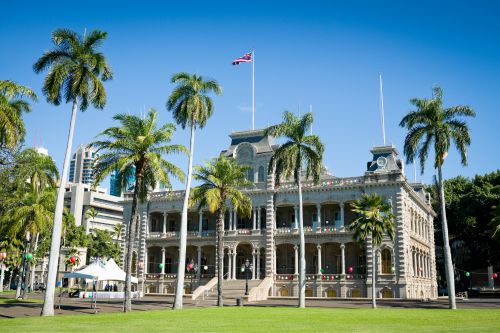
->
(64, 259, 138, 283)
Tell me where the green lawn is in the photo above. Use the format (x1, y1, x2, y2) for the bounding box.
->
(0, 296, 42, 304)
(1, 307, 499, 333)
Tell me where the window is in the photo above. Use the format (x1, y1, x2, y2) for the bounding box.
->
(258, 166, 265, 182)
(246, 167, 254, 182)
(381, 249, 392, 274)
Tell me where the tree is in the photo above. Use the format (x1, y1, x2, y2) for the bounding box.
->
(189, 156, 252, 306)
(64, 248, 81, 271)
(13, 148, 59, 194)
(400, 85, 475, 309)
(87, 229, 121, 264)
(264, 111, 324, 308)
(90, 109, 186, 312)
(113, 223, 124, 241)
(0, 80, 37, 150)
(349, 193, 395, 308)
(34, 28, 113, 316)
(167, 72, 222, 310)
(85, 207, 99, 234)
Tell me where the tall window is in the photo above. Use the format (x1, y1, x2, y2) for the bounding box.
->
(246, 167, 254, 182)
(258, 166, 265, 182)
(381, 249, 392, 274)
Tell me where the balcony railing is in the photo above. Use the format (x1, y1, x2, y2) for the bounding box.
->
(277, 176, 364, 191)
(275, 273, 366, 281)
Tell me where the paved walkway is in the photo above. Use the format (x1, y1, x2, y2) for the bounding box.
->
(1, 292, 499, 319)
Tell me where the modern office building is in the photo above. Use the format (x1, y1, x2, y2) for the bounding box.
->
(110, 167, 136, 197)
(69, 145, 97, 185)
(122, 129, 437, 300)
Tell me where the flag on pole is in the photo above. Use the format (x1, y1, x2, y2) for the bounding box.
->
(232, 52, 252, 65)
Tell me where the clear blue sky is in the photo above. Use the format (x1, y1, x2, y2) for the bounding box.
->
(1, 1, 499, 190)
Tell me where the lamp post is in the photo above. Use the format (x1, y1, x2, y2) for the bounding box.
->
(0, 252, 7, 292)
(187, 260, 198, 293)
(242, 258, 252, 295)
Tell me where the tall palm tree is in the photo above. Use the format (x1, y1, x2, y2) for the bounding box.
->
(264, 111, 324, 308)
(349, 193, 395, 309)
(14, 148, 59, 194)
(34, 28, 112, 316)
(85, 207, 99, 234)
(0, 80, 37, 150)
(90, 109, 186, 312)
(113, 223, 124, 241)
(190, 156, 252, 306)
(167, 72, 222, 309)
(399, 86, 475, 309)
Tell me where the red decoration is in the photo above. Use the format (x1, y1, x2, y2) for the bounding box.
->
(0, 252, 6, 259)
(187, 263, 193, 270)
(348, 266, 353, 273)
(494, 273, 498, 279)
(70, 256, 76, 264)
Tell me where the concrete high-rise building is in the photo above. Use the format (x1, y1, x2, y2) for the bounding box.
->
(69, 145, 98, 185)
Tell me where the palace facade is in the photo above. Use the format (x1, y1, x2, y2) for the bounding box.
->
(121, 129, 437, 300)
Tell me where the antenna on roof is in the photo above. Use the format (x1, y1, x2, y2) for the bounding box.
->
(379, 73, 386, 145)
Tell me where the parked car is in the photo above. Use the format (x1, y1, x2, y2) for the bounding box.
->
(33, 283, 46, 291)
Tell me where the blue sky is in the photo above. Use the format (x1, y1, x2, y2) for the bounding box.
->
(1, 1, 499, 190)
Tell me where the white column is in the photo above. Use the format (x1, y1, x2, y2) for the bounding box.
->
(198, 211, 203, 236)
(257, 207, 261, 230)
(232, 250, 237, 280)
(252, 208, 257, 230)
(197, 246, 202, 280)
(273, 246, 277, 274)
(233, 210, 238, 231)
(316, 204, 321, 229)
(317, 244, 322, 275)
(229, 209, 233, 231)
(294, 245, 299, 275)
(252, 250, 256, 279)
(161, 248, 166, 274)
(144, 248, 149, 274)
(339, 202, 345, 229)
(341, 243, 346, 275)
(227, 249, 232, 280)
(294, 205, 298, 229)
(256, 250, 261, 279)
(163, 212, 167, 234)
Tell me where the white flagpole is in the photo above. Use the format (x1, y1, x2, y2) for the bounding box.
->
(252, 50, 255, 130)
(379, 73, 386, 145)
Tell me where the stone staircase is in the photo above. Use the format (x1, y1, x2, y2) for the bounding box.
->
(197, 279, 261, 306)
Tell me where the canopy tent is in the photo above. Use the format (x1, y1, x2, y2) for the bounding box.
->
(64, 259, 138, 283)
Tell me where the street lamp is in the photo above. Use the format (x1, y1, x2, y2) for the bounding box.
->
(242, 258, 252, 295)
(187, 260, 198, 293)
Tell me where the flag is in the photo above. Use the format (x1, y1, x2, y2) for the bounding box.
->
(232, 52, 252, 65)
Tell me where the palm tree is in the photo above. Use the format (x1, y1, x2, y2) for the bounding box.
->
(1, 188, 56, 299)
(90, 109, 186, 312)
(14, 148, 59, 194)
(399, 86, 475, 309)
(113, 223, 124, 241)
(85, 207, 99, 235)
(34, 28, 112, 316)
(190, 156, 252, 306)
(349, 193, 395, 309)
(0, 80, 37, 150)
(167, 72, 222, 310)
(264, 111, 324, 308)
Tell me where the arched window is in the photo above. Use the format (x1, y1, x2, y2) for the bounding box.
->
(246, 167, 254, 182)
(258, 166, 265, 182)
(381, 248, 392, 274)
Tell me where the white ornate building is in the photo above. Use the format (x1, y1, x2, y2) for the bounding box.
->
(121, 129, 437, 299)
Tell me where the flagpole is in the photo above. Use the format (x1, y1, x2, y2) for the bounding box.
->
(252, 50, 255, 130)
(379, 73, 386, 145)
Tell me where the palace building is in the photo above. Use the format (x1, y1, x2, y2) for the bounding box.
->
(121, 129, 438, 300)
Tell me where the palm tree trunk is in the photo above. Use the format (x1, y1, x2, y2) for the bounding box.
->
(372, 242, 376, 309)
(0, 263, 5, 293)
(124, 173, 143, 312)
(297, 168, 306, 308)
(17, 232, 30, 299)
(22, 241, 33, 300)
(174, 123, 196, 310)
(30, 233, 39, 292)
(438, 167, 456, 309)
(216, 208, 224, 307)
(42, 99, 78, 316)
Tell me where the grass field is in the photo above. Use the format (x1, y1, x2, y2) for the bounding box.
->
(0, 296, 42, 304)
(2, 307, 499, 333)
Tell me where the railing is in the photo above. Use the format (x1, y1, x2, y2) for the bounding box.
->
(275, 273, 366, 281)
(277, 176, 364, 190)
(192, 277, 217, 300)
(248, 277, 273, 302)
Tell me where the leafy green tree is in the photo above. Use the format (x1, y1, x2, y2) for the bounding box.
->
(190, 156, 252, 306)
(349, 193, 395, 309)
(87, 229, 121, 264)
(400, 86, 475, 309)
(34, 28, 113, 316)
(167, 72, 222, 310)
(14, 148, 59, 194)
(264, 111, 324, 308)
(113, 223, 124, 241)
(85, 207, 99, 234)
(0, 80, 37, 150)
(91, 109, 186, 312)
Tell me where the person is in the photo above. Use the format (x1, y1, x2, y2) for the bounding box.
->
(113, 284, 118, 292)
